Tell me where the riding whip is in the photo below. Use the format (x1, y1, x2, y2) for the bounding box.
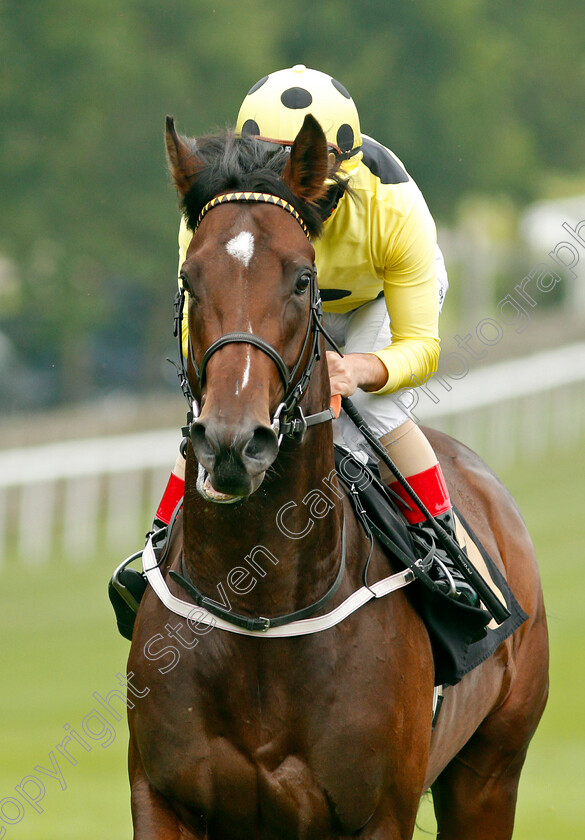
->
(340, 396, 510, 625)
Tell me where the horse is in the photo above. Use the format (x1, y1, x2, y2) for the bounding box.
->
(125, 113, 549, 839)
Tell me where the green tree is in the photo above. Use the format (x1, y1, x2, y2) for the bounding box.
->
(0, 0, 583, 406)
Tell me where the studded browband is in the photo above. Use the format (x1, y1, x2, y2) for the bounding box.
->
(195, 191, 311, 239)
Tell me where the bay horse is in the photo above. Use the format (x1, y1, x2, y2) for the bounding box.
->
(126, 114, 548, 839)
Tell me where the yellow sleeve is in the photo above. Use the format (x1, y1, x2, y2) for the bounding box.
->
(178, 217, 193, 358)
(370, 193, 441, 394)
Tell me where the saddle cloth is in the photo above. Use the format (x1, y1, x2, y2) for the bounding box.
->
(334, 446, 528, 686)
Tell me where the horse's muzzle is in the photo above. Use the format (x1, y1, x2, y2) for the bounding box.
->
(190, 419, 279, 500)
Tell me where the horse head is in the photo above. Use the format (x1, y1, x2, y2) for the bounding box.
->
(165, 115, 331, 502)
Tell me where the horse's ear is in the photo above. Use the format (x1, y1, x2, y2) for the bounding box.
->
(282, 114, 329, 204)
(165, 116, 203, 197)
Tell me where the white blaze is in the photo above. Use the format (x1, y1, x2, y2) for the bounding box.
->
(241, 349, 251, 390)
(226, 230, 255, 268)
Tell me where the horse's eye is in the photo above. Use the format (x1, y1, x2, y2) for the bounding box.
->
(180, 273, 193, 295)
(294, 271, 312, 295)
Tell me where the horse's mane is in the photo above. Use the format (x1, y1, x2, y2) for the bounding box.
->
(178, 131, 349, 239)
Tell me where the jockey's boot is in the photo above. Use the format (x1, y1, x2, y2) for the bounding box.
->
(108, 450, 186, 640)
(386, 461, 480, 608)
(108, 564, 148, 641)
(412, 509, 480, 608)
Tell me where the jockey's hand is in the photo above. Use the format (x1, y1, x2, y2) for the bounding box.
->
(326, 351, 388, 397)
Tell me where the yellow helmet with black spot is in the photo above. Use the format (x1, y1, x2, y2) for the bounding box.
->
(236, 65, 362, 165)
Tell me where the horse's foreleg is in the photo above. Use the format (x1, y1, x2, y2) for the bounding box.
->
(131, 771, 190, 840)
(130, 744, 198, 840)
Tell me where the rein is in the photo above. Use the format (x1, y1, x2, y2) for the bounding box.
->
(172, 191, 338, 444)
(169, 521, 347, 632)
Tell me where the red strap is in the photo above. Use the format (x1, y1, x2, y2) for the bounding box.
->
(388, 463, 451, 524)
(156, 472, 185, 524)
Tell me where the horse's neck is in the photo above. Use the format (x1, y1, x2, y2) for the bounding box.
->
(182, 381, 344, 616)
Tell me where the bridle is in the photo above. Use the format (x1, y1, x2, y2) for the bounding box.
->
(172, 191, 339, 445)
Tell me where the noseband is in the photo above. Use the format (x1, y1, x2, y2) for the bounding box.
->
(173, 191, 336, 444)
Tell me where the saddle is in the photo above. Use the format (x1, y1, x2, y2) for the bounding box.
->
(334, 446, 527, 686)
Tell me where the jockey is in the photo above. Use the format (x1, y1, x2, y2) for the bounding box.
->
(169, 65, 478, 607)
(109, 65, 478, 639)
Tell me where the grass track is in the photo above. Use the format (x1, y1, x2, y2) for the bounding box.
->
(414, 446, 585, 838)
(0, 448, 583, 838)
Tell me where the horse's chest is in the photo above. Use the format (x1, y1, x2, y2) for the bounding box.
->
(144, 706, 389, 837)
(132, 613, 426, 837)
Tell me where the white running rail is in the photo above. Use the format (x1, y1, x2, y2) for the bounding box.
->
(1, 344, 584, 565)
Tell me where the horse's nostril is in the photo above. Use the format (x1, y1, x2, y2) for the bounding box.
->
(190, 419, 278, 483)
(190, 423, 216, 466)
(243, 426, 279, 468)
